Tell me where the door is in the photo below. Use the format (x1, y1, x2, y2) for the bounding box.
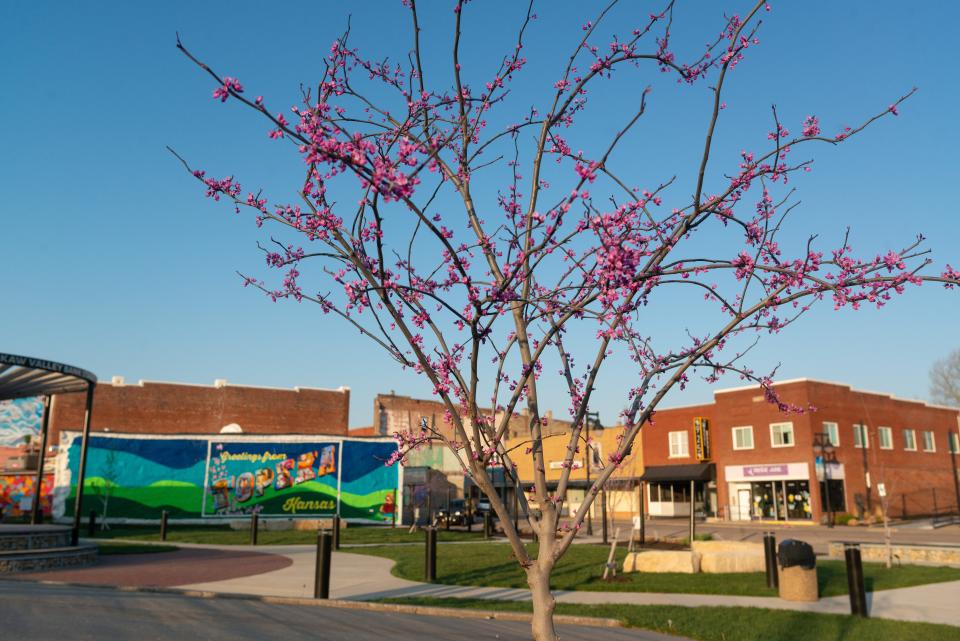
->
(737, 489, 752, 520)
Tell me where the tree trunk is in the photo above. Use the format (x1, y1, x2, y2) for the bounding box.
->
(528, 567, 557, 641)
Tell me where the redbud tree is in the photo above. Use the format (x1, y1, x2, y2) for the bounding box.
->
(175, 2, 959, 639)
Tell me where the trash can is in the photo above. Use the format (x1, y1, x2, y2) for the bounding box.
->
(777, 539, 818, 602)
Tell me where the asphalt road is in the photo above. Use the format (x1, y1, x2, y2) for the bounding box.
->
(0, 581, 685, 641)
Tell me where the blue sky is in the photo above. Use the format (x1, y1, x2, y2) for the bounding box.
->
(2, 1, 958, 428)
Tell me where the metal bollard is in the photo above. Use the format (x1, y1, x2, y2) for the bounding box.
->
(87, 510, 97, 538)
(331, 515, 341, 550)
(160, 510, 169, 541)
(763, 531, 779, 588)
(484, 512, 492, 539)
(845, 543, 868, 617)
(425, 527, 437, 582)
(250, 512, 259, 546)
(314, 530, 332, 599)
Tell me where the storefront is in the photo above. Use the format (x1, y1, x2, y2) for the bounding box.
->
(640, 463, 716, 518)
(725, 462, 813, 521)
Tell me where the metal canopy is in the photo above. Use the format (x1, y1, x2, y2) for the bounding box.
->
(639, 462, 715, 482)
(0, 353, 97, 400)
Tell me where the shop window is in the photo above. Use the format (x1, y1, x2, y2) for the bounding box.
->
(732, 426, 754, 450)
(822, 422, 839, 447)
(903, 429, 917, 451)
(769, 422, 794, 448)
(922, 431, 936, 452)
(950, 433, 960, 454)
(878, 426, 893, 450)
(668, 431, 689, 458)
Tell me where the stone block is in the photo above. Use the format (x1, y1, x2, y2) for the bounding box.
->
(622, 550, 698, 574)
(699, 550, 766, 574)
(691, 540, 763, 554)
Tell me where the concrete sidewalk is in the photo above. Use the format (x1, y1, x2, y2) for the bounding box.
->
(173, 545, 960, 628)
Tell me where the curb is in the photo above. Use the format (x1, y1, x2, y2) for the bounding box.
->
(3, 578, 622, 629)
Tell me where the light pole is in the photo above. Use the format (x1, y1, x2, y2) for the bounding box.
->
(585, 411, 602, 536)
(813, 432, 836, 528)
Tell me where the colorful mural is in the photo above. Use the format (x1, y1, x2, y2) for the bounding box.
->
(55, 433, 400, 522)
(203, 441, 339, 516)
(0, 473, 53, 519)
(0, 397, 43, 447)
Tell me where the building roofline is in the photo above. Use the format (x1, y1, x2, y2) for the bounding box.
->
(714, 378, 959, 412)
(103, 379, 349, 395)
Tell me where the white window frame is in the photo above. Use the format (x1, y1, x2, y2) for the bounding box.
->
(853, 423, 870, 449)
(922, 430, 936, 453)
(732, 426, 754, 451)
(878, 426, 893, 450)
(903, 429, 917, 451)
(769, 422, 795, 448)
(950, 432, 960, 455)
(668, 431, 689, 458)
(822, 422, 840, 447)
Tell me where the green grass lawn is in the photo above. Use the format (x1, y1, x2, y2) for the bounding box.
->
(95, 541, 178, 555)
(348, 541, 960, 597)
(378, 597, 960, 641)
(89, 523, 483, 546)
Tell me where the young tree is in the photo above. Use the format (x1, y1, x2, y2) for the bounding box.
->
(174, 2, 959, 638)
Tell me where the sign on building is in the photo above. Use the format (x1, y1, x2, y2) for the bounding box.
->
(694, 417, 711, 461)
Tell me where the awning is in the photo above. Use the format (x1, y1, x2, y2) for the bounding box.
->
(640, 463, 715, 482)
(0, 353, 96, 400)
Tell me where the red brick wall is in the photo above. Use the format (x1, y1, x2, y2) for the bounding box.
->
(640, 380, 960, 522)
(50, 380, 350, 443)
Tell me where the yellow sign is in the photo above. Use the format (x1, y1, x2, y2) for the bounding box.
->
(694, 417, 711, 461)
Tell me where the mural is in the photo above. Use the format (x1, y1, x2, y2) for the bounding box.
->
(56, 433, 400, 522)
(0, 397, 43, 447)
(59, 434, 208, 518)
(203, 441, 339, 516)
(0, 473, 53, 519)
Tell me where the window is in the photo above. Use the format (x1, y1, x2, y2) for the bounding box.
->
(950, 432, 960, 454)
(903, 429, 917, 451)
(878, 426, 893, 450)
(822, 422, 840, 447)
(732, 426, 754, 450)
(922, 431, 936, 452)
(668, 431, 689, 458)
(853, 424, 870, 449)
(770, 422, 795, 448)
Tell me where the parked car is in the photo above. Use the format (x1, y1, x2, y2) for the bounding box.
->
(436, 499, 473, 526)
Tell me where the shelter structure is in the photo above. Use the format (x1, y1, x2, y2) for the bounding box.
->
(0, 354, 96, 543)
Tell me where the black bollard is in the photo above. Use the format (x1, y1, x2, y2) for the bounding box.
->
(87, 510, 97, 538)
(484, 511, 492, 539)
(160, 510, 169, 541)
(250, 512, 259, 546)
(763, 531, 779, 588)
(314, 530, 332, 599)
(331, 515, 341, 550)
(425, 527, 437, 582)
(845, 543, 868, 617)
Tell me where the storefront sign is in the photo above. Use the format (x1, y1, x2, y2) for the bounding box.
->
(694, 417, 711, 461)
(725, 462, 809, 482)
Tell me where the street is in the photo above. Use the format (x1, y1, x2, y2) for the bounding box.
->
(0, 581, 683, 641)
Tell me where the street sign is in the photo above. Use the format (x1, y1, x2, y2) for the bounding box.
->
(878, 483, 887, 498)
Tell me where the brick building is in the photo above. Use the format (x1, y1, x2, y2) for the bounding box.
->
(50, 377, 350, 445)
(639, 379, 960, 524)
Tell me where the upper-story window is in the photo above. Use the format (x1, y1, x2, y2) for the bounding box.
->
(770, 422, 795, 448)
(878, 426, 893, 450)
(950, 432, 960, 454)
(732, 426, 754, 450)
(669, 431, 689, 458)
(853, 424, 870, 449)
(922, 430, 936, 452)
(903, 429, 917, 451)
(822, 422, 840, 447)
